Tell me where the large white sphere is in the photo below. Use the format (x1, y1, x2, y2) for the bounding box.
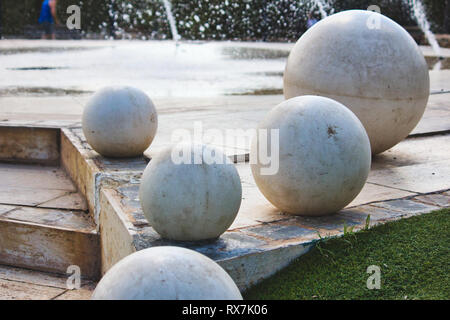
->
(82, 86, 158, 157)
(139, 143, 242, 241)
(284, 10, 430, 154)
(92, 246, 243, 300)
(251, 96, 371, 216)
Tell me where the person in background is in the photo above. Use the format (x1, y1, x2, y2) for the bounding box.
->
(307, 11, 319, 29)
(38, 0, 60, 39)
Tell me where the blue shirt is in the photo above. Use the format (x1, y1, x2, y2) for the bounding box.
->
(38, 0, 53, 24)
(307, 19, 318, 29)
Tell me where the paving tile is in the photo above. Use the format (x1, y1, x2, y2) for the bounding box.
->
(413, 193, 450, 207)
(134, 229, 267, 261)
(244, 223, 316, 241)
(234, 185, 289, 227)
(368, 160, 450, 194)
(0, 204, 16, 216)
(54, 283, 95, 300)
(371, 134, 450, 170)
(429, 70, 450, 93)
(2, 206, 95, 231)
(0, 164, 76, 191)
(38, 192, 88, 211)
(235, 162, 257, 187)
(187, 232, 267, 260)
(116, 184, 148, 226)
(229, 214, 261, 230)
(371, 199, 440, 215)
(93, 155, 148, 173)
(0, 264, 80, 289)
(0, 279, 64, 300)
(411, 93, 450, 135)
(115, 168, 284, 230)
(294, 212, 360, 231)
(341, 205, 409, 225)
(117, 184, 140, 202)
(347, 182, 416, 207)
(0, 264, 95, 291)
(0, 186, 67, 207)
(34, 120, 80, 128)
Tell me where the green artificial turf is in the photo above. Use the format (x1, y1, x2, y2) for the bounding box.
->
(244, 209, 450, 300)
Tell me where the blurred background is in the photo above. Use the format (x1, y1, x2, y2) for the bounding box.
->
(0, 0, 448, 43)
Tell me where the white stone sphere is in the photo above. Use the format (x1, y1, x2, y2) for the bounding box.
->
(139, 143, 242, 241)
(82, 86, 158, 157)
(91, 246, 243, 300)
(284, 10, 430, 154)
(251, 96, 371, 216)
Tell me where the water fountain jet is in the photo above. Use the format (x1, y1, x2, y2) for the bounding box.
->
(407, 0, 442, 59)
(312, 0, 329, 19)
(162, 0, 181, 42)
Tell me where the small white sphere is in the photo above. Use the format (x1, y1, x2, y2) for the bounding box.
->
(82, 86, 158, 157)
(91, 246, 243, 300)
(284, 10, 430, 154)
(139, 143, 242, 241)
(251, 96, 371, 216)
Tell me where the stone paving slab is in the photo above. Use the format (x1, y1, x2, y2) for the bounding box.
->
(1, 206, 96, 232)
(372, 134, 450, 170)
(368, 160, 450, 194)
(0, 205, 16, 215)
(0, 187, 67, 207)
(0, 264, 95, 300)
(0, 164, 77, 191)
(0, 278, 65, 300)
(0, 162, 88, 210)
(0, 264, 78, 289)
(411, 93, 450, 135)
(429, 70, 450, 93)
(340, 204, 414, 227)
(54, 283, 94, 300)
(371, 199, 441, 215)
(38, 192, 88, 211)
(414, 193, 450, 207)
(347, 182, 416, 207)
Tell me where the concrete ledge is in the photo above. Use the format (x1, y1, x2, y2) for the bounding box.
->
(61, 128, 100, 221)
(0, 217, 100, 279)
(99, 189, 136, 274)
(53, 126, 450, 291)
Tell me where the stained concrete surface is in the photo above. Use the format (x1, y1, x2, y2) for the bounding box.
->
(0, 264, 93, 300)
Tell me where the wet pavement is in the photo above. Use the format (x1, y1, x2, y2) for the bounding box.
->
(2, 40, 449, 100)
(0, 40, 288, 98)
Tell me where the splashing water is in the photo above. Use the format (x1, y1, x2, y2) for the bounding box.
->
(432, 60, 442, 71)
(162, 0, 181, 42)
(408, 0, 441, 57)
(313, 0, 328, 19)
